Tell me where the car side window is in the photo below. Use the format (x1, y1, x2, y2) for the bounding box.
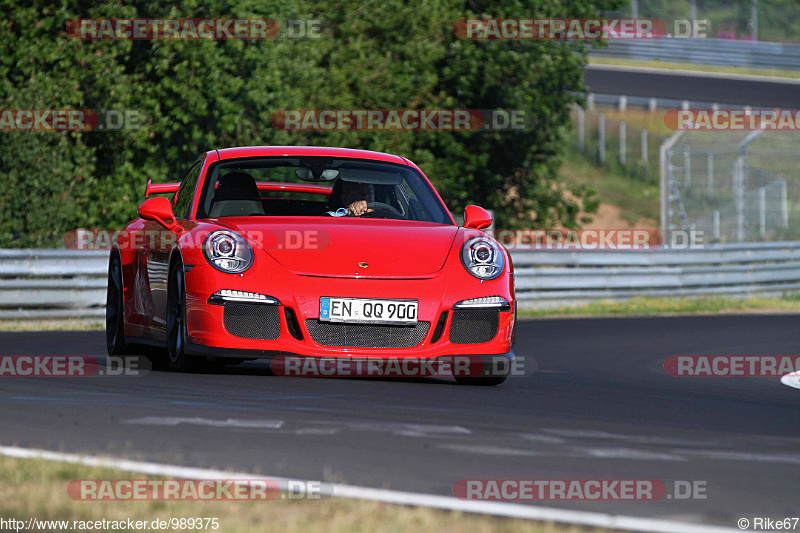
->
(173, 161, 202, 219)
(401, 181, 431, 222)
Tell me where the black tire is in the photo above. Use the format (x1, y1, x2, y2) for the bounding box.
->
(166, 260, 202, 372)
(106, 253, 169, 370)
(106, 254, 132, 356)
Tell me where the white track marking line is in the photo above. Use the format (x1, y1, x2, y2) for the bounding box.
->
(308, 421, 471, 435)
(437, 444, 542, 457)
(580, 447, 686, 462)
(123, 417, 284, 429)
(585, 63, 800, 85)
(669, 449, 800, 465)
(0, 445, 743, 533)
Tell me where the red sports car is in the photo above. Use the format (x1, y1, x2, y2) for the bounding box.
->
(106, 146, 515, 385)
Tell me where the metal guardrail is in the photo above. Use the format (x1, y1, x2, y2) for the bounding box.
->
(513, 241, 800, 308)
(591, 38, 800, 70)
(0, 250, 108, 319)
(0, 244, 798, 318)
(588, 93, 752, 111)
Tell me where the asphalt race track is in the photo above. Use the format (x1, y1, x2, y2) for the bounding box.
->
(584, 65, 800, 108)
(1, 315, 798, 529)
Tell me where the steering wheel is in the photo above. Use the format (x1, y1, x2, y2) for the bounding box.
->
(360, 202, 403, 219)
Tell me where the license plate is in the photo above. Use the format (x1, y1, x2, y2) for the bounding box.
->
(319, 297, 418, 325)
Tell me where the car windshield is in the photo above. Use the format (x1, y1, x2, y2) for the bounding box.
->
(196, 156, 453, 224)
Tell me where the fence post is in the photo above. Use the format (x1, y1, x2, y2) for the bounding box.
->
(734, 130, 764, 242)
(641, 129, 648, 166)
(758, 186, 767, 238)
(660, 131, 686, 245)
(780, 180, 789, 228)
(734, 156, 746, 241)
(577, 106, 585, 152)
(706, 152, 714, 195)
(713, 210, 720, 240)
(684, 150, 691, 188)
(619, 121, 627, 166)
(598, 113, 606, 164)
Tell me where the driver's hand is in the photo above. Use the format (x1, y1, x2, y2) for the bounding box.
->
(346, 200, 374, 216)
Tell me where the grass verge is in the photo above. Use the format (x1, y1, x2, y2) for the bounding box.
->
(588, 57, 800, 81)
(558, 147, 660, 227)
(0, 455, 611, 533)
(0, 319, 104, 331)
(519, 295, 800, 319)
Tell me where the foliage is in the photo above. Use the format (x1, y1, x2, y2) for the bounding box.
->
(0, 0, 621, 246)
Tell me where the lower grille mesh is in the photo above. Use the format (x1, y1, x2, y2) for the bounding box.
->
(305, 320, 430, 348)
(223, 302, 281, 340)
(449, 309, 499, 344)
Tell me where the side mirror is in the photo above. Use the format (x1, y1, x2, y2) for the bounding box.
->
(463, 205, 492, 230)
(138, 197, 178, 230)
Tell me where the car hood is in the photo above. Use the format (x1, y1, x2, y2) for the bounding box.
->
(213, 218, 460, 279)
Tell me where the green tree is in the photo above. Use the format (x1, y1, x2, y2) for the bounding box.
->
(0, 0, 620, 246)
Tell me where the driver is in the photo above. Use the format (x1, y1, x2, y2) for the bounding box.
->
(340, 181, 375, 216)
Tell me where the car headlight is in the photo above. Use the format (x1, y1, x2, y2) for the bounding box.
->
(460, 236, 505, 280)
(203, 230, 253, 273)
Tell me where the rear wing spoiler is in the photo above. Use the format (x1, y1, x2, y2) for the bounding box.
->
(144, 180, 332, 198)
(144, 180, 180, 198)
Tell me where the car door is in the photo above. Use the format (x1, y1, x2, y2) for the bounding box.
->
(146, 158, 203, 334)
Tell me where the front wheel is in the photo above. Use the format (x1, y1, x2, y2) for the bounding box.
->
(106, 254, 131, 356)
(166, 262, 201, 372)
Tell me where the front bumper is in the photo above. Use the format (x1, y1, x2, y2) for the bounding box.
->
(183, 257, 515, 359)
(186, 341, 514, 379)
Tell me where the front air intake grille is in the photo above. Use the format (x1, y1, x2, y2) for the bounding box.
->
(430, 312, 448, 344)
(223, 302, 281, 340)
(305, 320, 430, 348)
(284, 307, 304, 340)
(449, 309, 499, 344)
